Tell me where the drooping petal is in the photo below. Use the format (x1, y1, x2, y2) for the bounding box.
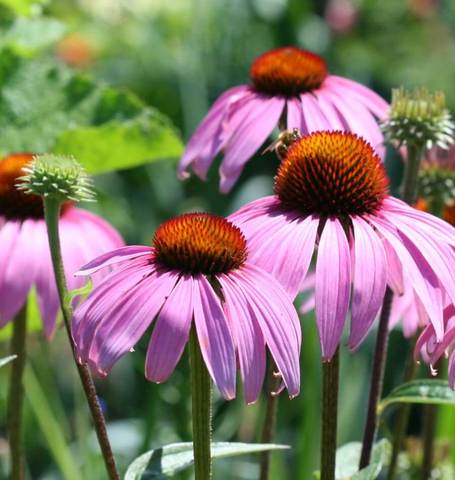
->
(193, 275, 236, 400)
(349, 217, 387, 350)
(312, 90, 345, 130)
(300, 93, 332, 132)
(0, 220, 40, 324)
(218, 273, 266, 404)
(369, 215, 444, 340)
(178, 85, 251, 179)
(76, 246, 153, 276)
(315, 218, 351, 360)
(145, 275, 194, 383)
(324, 76, 389, 119)
(84, 269, 178, 375)
(286, 97, 304, 131)
(249, 214, 319, 298)
(219, 95, 285, 192)
(229, 264, 301, 398)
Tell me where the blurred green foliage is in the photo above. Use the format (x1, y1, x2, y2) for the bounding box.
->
(0, 0, 454, 479)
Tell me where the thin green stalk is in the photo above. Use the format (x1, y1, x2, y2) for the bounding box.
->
(7, 305, 27, 480)
(43, 197, 119, 480)
(321, 349, 340, 480)
(386, 335, 419, 480)
(421, 404, 438, 480)
(402, 144, 424, 204)
(259, 358, 281, 480)
(189, 327, 212, 480)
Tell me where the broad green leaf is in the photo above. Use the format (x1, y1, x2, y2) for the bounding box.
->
(0, 16, 66, 54)
(0, 54, 183, 173)
(124, 442, 290, 479)
(0, 354, 16, 367)
(332, 439, 391, 480)
(378, 380, 455, 414)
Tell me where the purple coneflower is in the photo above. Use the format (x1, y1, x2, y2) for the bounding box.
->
(0, 153, 124, 338)
(229, 131, 455, 360)
(72, 213, 301, 404)
(415, 305, 455, 389)
(178, 46, 388, 192)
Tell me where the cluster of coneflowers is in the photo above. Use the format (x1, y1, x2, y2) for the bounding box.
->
(2, 47, 455, 480)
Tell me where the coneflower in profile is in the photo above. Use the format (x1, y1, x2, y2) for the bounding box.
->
(179, 46, 388, 192)
(229, 131, 455, 359)
(73, 213, 301, 404)
(0, 153, 123, 337)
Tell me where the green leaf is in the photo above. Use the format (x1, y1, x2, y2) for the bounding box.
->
(332, 440, 391, 480)
(378, 380, 455, 414)
(0, 54, 183, 174)
(0, 354, 16, 367)
(0, 0, 47, 16)
(124, 442, 290, 479)
(0, 16, 66, 54)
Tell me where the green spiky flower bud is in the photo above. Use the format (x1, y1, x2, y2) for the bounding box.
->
(16, 154, 95, 203)
(381, 87, 455, 150)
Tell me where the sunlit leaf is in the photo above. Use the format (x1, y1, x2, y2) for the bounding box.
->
(0, 0, 47, 16)
(124, 442, 289, 479)
(378, 380, 455, 414)
(0, 54, 183, 173)
(318, 439, 391, 480)
(0, 354, 16, 367)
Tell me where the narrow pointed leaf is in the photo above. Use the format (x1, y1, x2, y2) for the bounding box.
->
(124, 442, 289, 479)
(378, 380, 455, 414)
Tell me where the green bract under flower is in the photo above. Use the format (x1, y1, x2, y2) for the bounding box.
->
(381, 87, 455, 149)
(16, 154, 95, 203)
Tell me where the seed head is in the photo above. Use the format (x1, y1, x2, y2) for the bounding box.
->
(16, 154, 95, 203)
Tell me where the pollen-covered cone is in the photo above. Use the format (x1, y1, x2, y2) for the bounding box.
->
(229, 132, 455, 360)
(0, 153, 124, 337)
(178, 46, 388, 192)
(72, 213, 301, 404)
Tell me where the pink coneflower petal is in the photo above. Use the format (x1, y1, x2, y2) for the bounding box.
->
(0, 220, 39, 323)
(249, 214, 318, 298)
(87, 269, 179, 375)
(0, 221, 20, 285)
(369, 216, 444, 340)
(178, 85, 250, 180)
(381, 237, 404, 295)
(312, 91, 345, 129)
(218, 273, 266, 405)
(325, 76, 389, 119)
(300, 93, 331, 131)
(76, 245, 153, 276)
(449, 352, 455, 389)
(315, 218, 351, 360)
(286, 97, 304, 131)
(219, 95, 285, 193)
(72, 257, 152, 358)
(232, 264, 301, 398)
(193, 275, 236, 400)
(349, 217, 387, 350)
(145, 275, 194, 383)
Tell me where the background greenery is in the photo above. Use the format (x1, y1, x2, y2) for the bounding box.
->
(0, 0, 454, 478)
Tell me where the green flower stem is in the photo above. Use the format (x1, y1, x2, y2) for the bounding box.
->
(189, 327, 212, 480)
(259, 358, 281, 480)
(321, 348, 340, 480)
(8, 304, 27, 480)
(421, 403, 438, 480)
(386, 335, 419, 480)
(43, 197, 119, 480)
(360, 142, 425, 468)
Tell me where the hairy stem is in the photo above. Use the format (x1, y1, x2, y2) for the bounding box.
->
(259, 358, 281, 480)
(321, 349, 340, 480)
(189, 328, 212, 480)
(359, 288, 393, 468)
(8, 305, 27, 480)
(43, 198, 119, 480)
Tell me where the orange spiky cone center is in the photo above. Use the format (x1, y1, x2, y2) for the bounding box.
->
(153, 213, 247, 275)
(250, 47, 327, 96)
(275, 132, 389, 217)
